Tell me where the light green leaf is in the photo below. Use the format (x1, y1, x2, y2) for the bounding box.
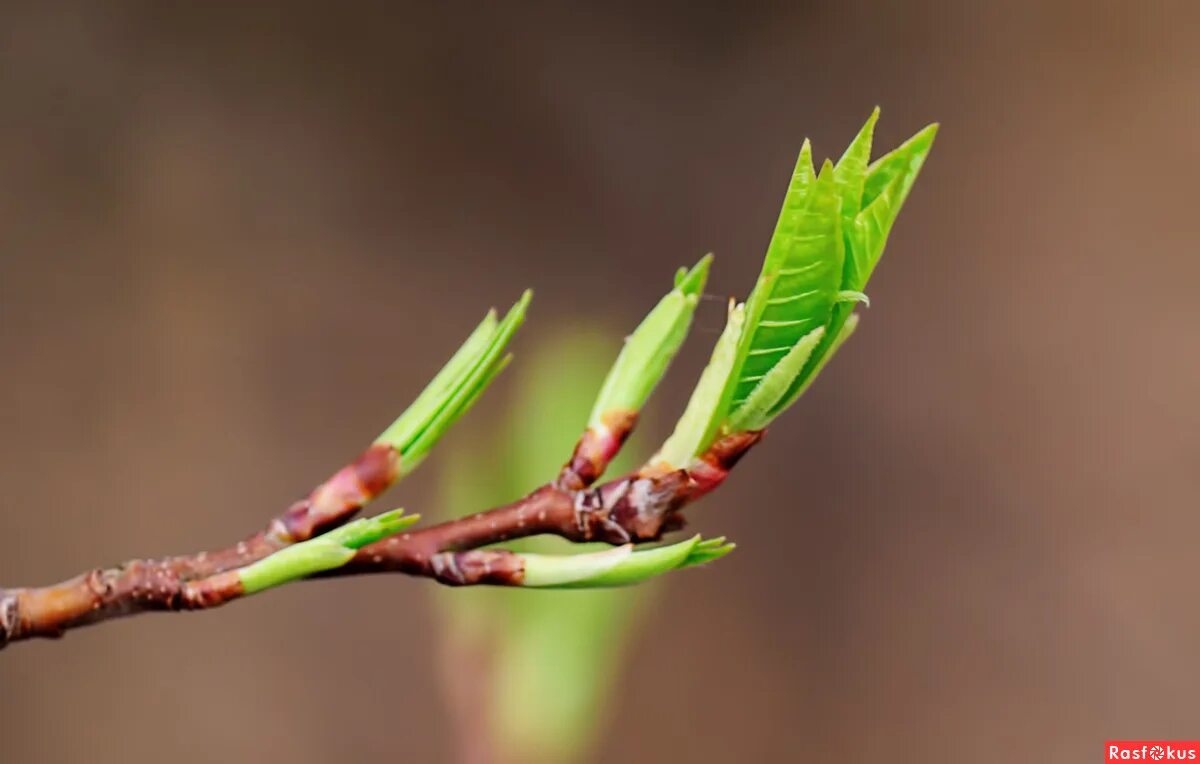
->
(375, 309, 499, 452)
(768, 312, 860, 418)
(587, 255, 709, 428)
(784, 122, 936, 415)
(240, 543, 355, 595)
(522, 545, 634, 587)
(398, 291, 531, 472)
(654, 301, 744, 468)
(726, 326, 824, 433)
(709, 158, 844, 444)
(435, 327, 651, 764)
(320, 508, 419, 549)
(836, 110, 880, 295)
(794, 138, 817, 191)
(238, 509, 419, 594)
(680, 536, 737, 567)
(862, 122, 938, 213)
(853, 155, 919, 283)
(519, 535, 733, 589)
(834, 107, 879, 226)
(675, 253, 711, 295)
(844, 123, 936, 293)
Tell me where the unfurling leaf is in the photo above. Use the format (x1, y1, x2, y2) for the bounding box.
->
(690, 156, 843, 452)
(653, 301, 745, 469)
(661, 111, 935, 456)
(587, 255, 710, 428)
(727, 326, 825, 433)
(239, 509, 419, 594)
(375, 291, 531, 474)
(519, 535, 734, 589)
(833, 106, 879, 228)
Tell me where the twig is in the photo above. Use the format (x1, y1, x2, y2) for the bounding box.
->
(0, 439, 404, 645)
(0, 113, 936, 650)
(366, 430, 760, 586)
(0, 418, 758, 648)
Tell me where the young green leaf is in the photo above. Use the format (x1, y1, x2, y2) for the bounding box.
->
(653, 301, 745, 468)
(435, 327, 653, 764)
(833, 107, 879, 227)
(377, 290, 531, 474)
(768, 313, 859, 418)
(793, 138, 817, 194)
(835, 108, 881, 295)
(518, 535, 732, 589)
(319, 508, 419, 549)
(726, 326, 824, 433)
(375, 309, 499, 451)
(238, 509, 419, 594)
(675, 254, 711, 295)
(520, 545, 635, 588)
(704, 158, 844, 447)
(680, 536, 737, 568)
(674, 116, 935, 443)
(732, 159, 842, 408)
(785, 121, 937, 409)
(854, 164, 920, 284)
(586, 255, 709, 429)
(862, 122, 938, 211)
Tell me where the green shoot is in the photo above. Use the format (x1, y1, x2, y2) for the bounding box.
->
(654, 111, 934, 465)
(652, 301, 744, 468)
(586, 255, 709, 428)
(375, 290, 531, 475)
(239, 509, 419, 595)
(519, 535, 734, 589)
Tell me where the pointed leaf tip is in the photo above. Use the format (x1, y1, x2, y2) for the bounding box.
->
(682, 538, 736, 568)
(376, 306, 504, 453)
(795, 139, 816, 186)
(395, 290, 531, 469)
(835, 108, 881, 223)
(712, 156, 844, 437)
(863, 122, 938, 209)
(509, 289, 534, 320)
(586, 262, 706, 428)
(677, 253, 713, 297)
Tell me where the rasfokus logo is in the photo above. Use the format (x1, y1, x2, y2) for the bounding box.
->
(1106, 741, 1200, 761)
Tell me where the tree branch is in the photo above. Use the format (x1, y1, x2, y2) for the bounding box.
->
(0, 422, 756, 648)
(0, 113, 936, 647)
(0, 112, 936, 650)
(0, 438, 405, 645)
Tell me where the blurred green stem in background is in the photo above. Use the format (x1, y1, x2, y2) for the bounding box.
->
(435, 326, 655, 764)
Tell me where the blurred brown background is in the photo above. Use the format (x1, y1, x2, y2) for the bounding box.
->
(1, 1, 1197, 761)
